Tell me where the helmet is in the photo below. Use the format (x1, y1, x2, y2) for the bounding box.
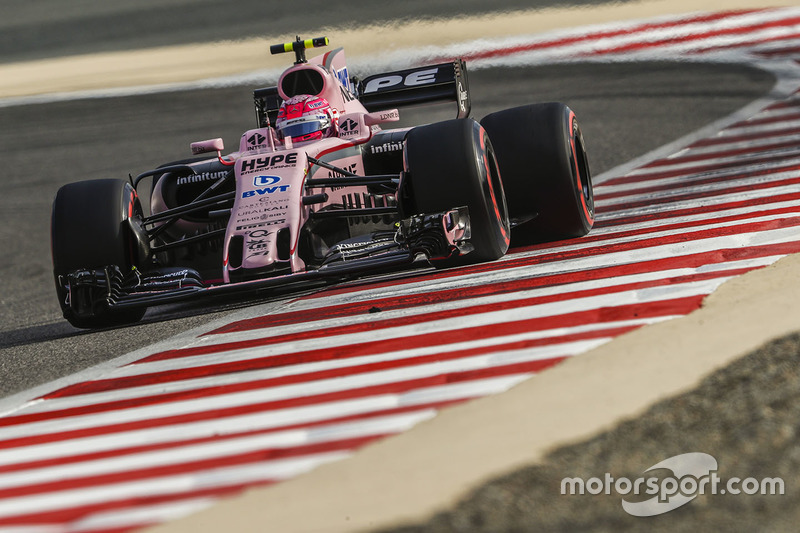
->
(275, 95, 337, 143)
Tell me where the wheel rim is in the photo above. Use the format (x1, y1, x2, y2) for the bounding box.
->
(575, 134, 594, 219)
(568, 118, 595, 225)
(479, 126, 511, 250)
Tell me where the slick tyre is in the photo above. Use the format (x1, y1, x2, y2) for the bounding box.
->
(51, 179, 147, 329)
(403, 118, 510, 267)
(481, 102, 594, 244)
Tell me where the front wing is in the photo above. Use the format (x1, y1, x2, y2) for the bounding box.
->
(58, 208, 471, 318)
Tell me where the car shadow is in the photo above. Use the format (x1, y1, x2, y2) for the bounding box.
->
(0, 321, 84, 350)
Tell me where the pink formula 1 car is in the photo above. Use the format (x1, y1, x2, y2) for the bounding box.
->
(51, 37, 594, 328)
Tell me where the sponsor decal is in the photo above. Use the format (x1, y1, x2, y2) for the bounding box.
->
(326, 162, 358, 179)
(339, 118, 359, 137)
(235, 219, 286, 231)
(380, 110, 399, 121)
(324, 162, 358, 191)
(245, 231, 273, 259)
(247, 238, 271, 251)
(235, 206, 285, 218)
(330, 240, 392, 258)
(236, 222, 268, 231)
(247, 250, 271, 258)
(458, 81, 468, 113)
(258, 196, 290, 204)
(241, 153, 298, 173)
(247, 132, 266, 146)
(335, 66, 350, 91)
(236, 208, 285, 220)
(242, 185, 290, 198)
(340, 85, 354, 103)
(176, 171, 228, 185)
(254, 175, 281, 187)
(142, 276, 196, 289)
(335, 67, 355, 102)
(237, 212, 289, 222)
(363, 67, 439, 93)
(370, 140, 404, 154)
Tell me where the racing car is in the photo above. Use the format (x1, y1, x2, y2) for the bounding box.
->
(50, 36, 595, 329)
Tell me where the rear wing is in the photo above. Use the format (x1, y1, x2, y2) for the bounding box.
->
(254, 59, 470, 128)
(356, 60, 470, 119)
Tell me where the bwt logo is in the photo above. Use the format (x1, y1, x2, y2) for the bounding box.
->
(242, 185, 290, 198)
(244, 175, 290, 198)
(253, 175, 280, 187)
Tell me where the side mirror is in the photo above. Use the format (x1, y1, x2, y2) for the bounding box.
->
(190, 138, 225, 155)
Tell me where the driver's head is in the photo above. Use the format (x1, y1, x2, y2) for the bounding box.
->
(275, 95, 337, 143)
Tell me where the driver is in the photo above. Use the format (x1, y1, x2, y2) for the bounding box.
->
(275, 94, 339, 143)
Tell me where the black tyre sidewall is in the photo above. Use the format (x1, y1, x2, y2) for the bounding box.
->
(403, 119, 510, 266)
(51, 179, 146, 328)
(481, 103, 594, 242)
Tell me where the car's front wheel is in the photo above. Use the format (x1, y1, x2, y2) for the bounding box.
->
(51, 179, 148, 328)
(402, 118, 510, 267)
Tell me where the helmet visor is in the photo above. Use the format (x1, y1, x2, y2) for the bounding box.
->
(279, 115, 330, 139)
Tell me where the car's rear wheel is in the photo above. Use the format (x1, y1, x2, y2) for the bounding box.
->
(481, 102, 594, 244)
(403, 118, 510, 267)
(51, 179, 147, 328)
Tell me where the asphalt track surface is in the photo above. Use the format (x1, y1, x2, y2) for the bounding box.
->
(1, 0, 636, 63)
(0, 61, 775, 400)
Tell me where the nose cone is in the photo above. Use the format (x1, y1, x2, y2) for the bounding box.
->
(241, 228, 279, 269)
(224, 224, 291, 283)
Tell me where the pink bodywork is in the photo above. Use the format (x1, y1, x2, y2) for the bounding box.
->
(215, 48, 398, 282)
